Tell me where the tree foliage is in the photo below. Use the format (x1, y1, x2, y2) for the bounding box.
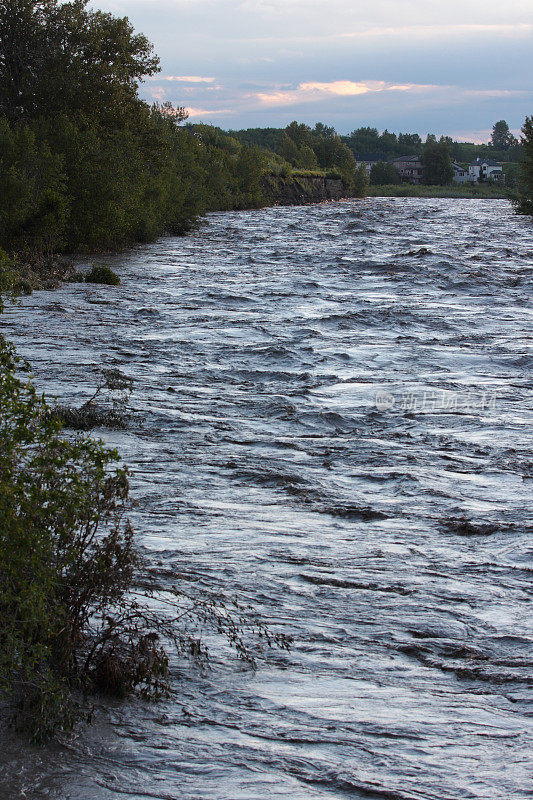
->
(0, 0, 273, 265)
(490, 120, 518, 151)
(421, 139, 454, 186)
(340, 124, 522, 165)
(0, 0, 159, 126)
(0, 0, 369, 271)
(275, 121, 357, 185)
(370, 160, 401, 185)
(515, 116, 533, 216)
(352, 164, 369, 197)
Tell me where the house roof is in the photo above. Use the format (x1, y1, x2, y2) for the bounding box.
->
(469, 158, 502, 167)
(392, 155, 421, 163)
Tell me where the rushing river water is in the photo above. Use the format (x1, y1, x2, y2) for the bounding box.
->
(1, 198, 532, 799)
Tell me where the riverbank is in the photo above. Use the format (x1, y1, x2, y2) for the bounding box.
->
(1, 175, 363, 294)
(368, 183, 513, 199)
(262, 172, 351, 205)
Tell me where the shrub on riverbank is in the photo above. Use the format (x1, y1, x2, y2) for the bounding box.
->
(85, 265, 121, 285)
(0, 328, 291, 741)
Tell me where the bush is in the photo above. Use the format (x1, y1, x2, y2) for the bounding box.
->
(0, 336, 291, 741)
(85, 265, 120, 285)
(51, 367, 134, 430)
(0, 249, 17, 307)
(352, 164, 370, 198)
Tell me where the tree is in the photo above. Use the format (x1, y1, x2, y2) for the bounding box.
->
(344, 126, 381, 158)
(298, 145, 319, 170)
(515, 116, 533, 216)
(369, 160, 401, 185)
(352, 164, 369, 197)
(314, 122, 336, 138)
(0, 118, 69, 258)
(278, 132, 301, 166)
(491, 120, 518, 151)
(232, 144, 265, 208)
(0, 0, 160, 125)
(284, 120, 313, 149)
(398, 133, 422, 154)
(380, 129, 397, 152)
(422, 139, 453, 185)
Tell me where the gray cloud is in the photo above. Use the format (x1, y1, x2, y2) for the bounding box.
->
(95, 0, 532, 137)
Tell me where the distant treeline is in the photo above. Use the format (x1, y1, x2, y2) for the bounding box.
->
(230, 123, 524, 166)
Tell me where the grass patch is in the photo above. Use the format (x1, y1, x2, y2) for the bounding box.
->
(368, 183, 512, 199)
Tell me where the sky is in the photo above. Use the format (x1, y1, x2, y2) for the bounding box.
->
(95, 0, 533, 140)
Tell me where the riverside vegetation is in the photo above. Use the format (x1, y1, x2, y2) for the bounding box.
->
(514, 116, 533, 216)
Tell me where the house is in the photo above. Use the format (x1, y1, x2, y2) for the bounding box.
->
(391, 155, 423, 184)
(357, 160, 380, 175)
(468, 158, 504, 183)
(452, 161, 469, 183)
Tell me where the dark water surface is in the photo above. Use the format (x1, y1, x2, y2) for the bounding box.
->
(1, 198, 532, 799)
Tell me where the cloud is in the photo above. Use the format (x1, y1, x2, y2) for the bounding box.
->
(339, 23, 533, 40)
(462, 89, 528, 98)
(255, 80, 438, 106)
(451, 127, 521, 143)
(147, 85, 167, 102)
(157, 75, 216, 83)
(185, 106, 232, 117)
(99, 0, 532, 134)
(301, 80, 381, 96)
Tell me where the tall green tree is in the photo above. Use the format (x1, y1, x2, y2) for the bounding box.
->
(398, 133, 422, 153)
(490, 120, 518, 151)
(278, 132, 301, 166)
(0, 0, 159, 125)
(369, 160, 400, 185)
(515, 116, 533, 216)
(352, 164, 369, 197)
(284, 120, 313, 150)
(422, 139, 453, 185)
(344, 127, 380, 157)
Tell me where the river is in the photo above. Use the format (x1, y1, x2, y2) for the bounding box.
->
(1, 198, 532, 799)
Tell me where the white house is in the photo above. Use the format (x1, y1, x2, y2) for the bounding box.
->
(468, 158, 504, 183)
(357, 160, 380, 175)
(452, 161, 469, 183)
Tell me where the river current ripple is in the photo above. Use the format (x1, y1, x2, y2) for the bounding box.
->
(1, 198, 532, 799)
